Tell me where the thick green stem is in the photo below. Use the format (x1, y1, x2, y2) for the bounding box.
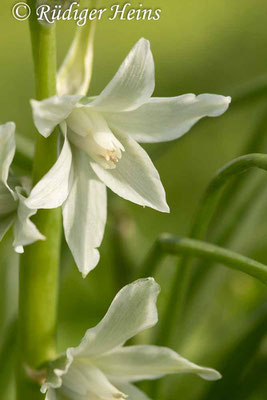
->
(17, 4, 61, 400)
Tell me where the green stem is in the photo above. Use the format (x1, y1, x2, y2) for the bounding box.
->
(159, 235, 267, 284)
(186, 175, 265, 311)
(155, 153, 267, 347)
(190, 153, 267, 239)
(17, 4, 61, 400)
(146, 234, 267, 345)
(181, 109, 267, 324)
(0, 319, 17, 395)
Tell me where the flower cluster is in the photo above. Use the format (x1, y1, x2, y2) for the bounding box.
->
(0, 31, 231, 399)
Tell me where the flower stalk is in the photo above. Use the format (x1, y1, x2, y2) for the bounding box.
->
(161, 235, 267, 284)
(159, 152, 267, 352)
(17, 3, 61, 399)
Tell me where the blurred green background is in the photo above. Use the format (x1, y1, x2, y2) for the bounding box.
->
(1, 0, 267, 398)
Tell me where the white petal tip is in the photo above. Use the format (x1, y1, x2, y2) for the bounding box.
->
(78, 250, 100, 279)
(163, 205, 170, 213)
(138, 277, 161, 293)
(139, 37, 150, 46)
(156, 203, 170, 213)
(6, 121, 16, 130)
(15, 245, 24, 254)
(198, 369, 222, 381)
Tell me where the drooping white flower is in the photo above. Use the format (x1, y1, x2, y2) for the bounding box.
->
(28, 38, 231, 277)
(41, 278, 221, 400)
(0, 122, 45, 253)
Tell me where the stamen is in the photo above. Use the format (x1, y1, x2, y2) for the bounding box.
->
(101, 149, 121, 166)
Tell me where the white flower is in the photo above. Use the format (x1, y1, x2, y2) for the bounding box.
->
(28, 38, 231, 277)
(41, 278, 221, 400)
(0, 122, 45, 253)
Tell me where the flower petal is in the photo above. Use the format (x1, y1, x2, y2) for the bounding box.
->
(90, 133, 169, 212)
(95, 345, 221, 382)
(62, 148, 107, 277)
(104, 94, 231, 143)
(90, 38, 154, 112)
(25, 136, 72, 209)
(42, 354, 74, 394)
(57, 21, 96, 96)
(112, 381, 151, 400)
(43, 357, 127, 400)
(31, 95, 82, 137)
(45, 389, 58, 400)
(71, 278, 160, 358)
(13, 191, 45, 253)
(63, 362, 127, 399)
(0, 122, 16, 189)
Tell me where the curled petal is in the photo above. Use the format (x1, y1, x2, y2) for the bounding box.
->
(13, 191, 45, 253)
(71, 278, 160, 358)
(41, 354, 74, 394)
